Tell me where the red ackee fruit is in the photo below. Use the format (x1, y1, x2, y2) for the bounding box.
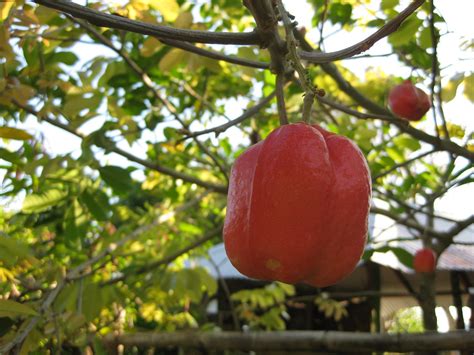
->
(223, 123, 372, 287)
(388, 80, 431, 121)
(413, 248, 437, 273)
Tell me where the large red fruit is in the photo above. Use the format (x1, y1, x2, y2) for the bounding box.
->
(388, 81, 431, 121)
(223, 123, 371, 287)
(413, 248, 437, 273)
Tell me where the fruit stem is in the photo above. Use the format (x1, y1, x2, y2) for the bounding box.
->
(303, 91, 315, 123)
(275, 0, 324, 124)
(276, 73, 289, 125)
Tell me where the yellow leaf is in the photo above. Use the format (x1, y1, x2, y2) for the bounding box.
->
(152, 0, 180, 22)
(159, 48, 189, 72)
(7, 84, 36, 105)
(0, 127, 33, 140)
(0, 2, 14, 21)
(141, 36, 162, 57)
(174, 11, 193, 29)
(442, 74, 464, 102)
(464, 73, 474, 101)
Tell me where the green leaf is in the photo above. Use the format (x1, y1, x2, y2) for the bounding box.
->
(0, 147, 21, 163)
(0, 236, 32, 264)
(46, 51, 79, 66)
(388, 17, 422, 47)
(195, 267, 217, 296)
(328, 3, 353, 26)
(99, 165, 134, 194)
(418, 27, 432, 49)
(22, 189, 68, 213)
(381, 0, 399, 11)
(82, 282, 104, 321)
(79, 189, 110, 221)
(179, 222, 202, 235)
(0, 127, 33, 141)
(393, 136, 421, 151)
(63, 94, 102, 119)
(0, 300, 38, 318)
(391, 247, 414, 269)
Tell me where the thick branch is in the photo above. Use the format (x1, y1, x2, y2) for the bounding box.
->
(299, 0, 425, 63)
(102, 330, 474, 352)
(159, 38, 269, 69)
(33, 0, 261, 45)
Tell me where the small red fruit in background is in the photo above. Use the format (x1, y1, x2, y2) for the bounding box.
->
(413, 248, 437, 273)
(388, 80, 431, 121)
(223, 123, 371, 287)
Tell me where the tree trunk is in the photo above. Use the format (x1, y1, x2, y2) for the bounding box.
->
(418, 272, 438, 355)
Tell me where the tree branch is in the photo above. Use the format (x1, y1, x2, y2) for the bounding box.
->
(33, 0, 261, 45)
(314, 61, 474, 161)
(159, 38, 269, 69)
(12, 99, 228, 193)
(102, 330, 474, 352)
(102, 225, 222, 285)
(181, 91, 276, 140)
(69, 16, 230, 182)
(373, 149, 438, 180)
(299, 0, 425, 63)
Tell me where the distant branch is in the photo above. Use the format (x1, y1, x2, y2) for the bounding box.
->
(12, 99, 228, 194)
(181, 91, 276, 140)
(102, 225, 222, 285)
(299, 0, 425, 63)
(373, 149, 438, 180)
(33, 0, 261, 45)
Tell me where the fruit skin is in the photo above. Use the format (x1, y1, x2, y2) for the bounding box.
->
(413, 248, 437, 273)
(223, 123, 371, 287)
(388, 81, 431, 121)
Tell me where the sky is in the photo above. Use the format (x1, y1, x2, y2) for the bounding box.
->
(2, 0, 473, 218)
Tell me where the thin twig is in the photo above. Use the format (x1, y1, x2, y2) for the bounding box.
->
(181, 91, 276, 140)
(373, 149, 437, 180)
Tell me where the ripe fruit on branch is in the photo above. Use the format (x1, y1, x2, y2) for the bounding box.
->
(388, 80, 431, 121)
(223, 123, 371, 287)
(413, 247, 437, 273)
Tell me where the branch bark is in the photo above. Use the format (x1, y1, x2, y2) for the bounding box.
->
(33, 0, 261, 45)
